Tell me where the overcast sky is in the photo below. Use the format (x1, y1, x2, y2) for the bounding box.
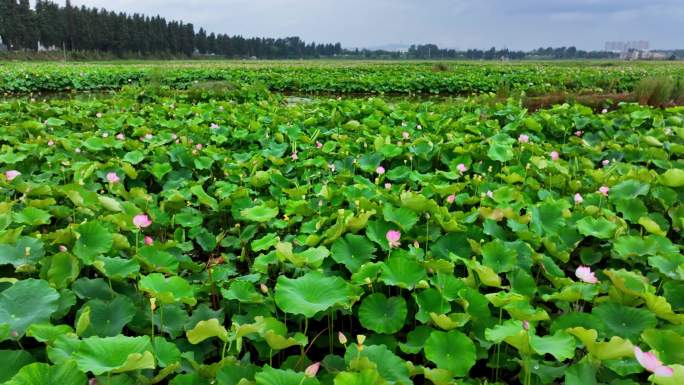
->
(49, 0, 683, 50)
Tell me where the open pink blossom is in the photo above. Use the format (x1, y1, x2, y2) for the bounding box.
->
(376, 166, 385, 175)
(144, 236, 154, 246)
(58, 245, 68, 252)
(550, 151, 560, 161)
(384, 183, 392, 190)
(304, 362, 320, 378)
(598, 186, 609, 196)
(634, 347, 673, 377)
(575, 266, 598, 284)
(518, 134, 529, 143)
(195, 144, 203, 150)
(291, 152, 298, 161)
(457, 163, 467, 173)
(602, 108, 608, 114)
(446, 194, 456, 203)
(316, 141, 323, 149)
(210, 123, 219, 129)
(486, 190, 494, 198)
(48, 140, 55, 146)
(602, 159, 610, 166)
(574, 193, 583, 204)
(386, 230, 401, 248)
(133, 214, 152, 229)
(106, 172, 120, 183)
(116, 133, 125, 140)
(574, 130, 583, 137)
(402, 131, 410, 140)
(5, 170, 20, 181)
(144, 133, 153, 140)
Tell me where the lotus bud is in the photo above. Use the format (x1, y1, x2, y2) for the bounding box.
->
(357, 334, 366, 345)
(150, 297, 157, 311)
(338, 332, 348, 345)
(416, 280, 429, 289)
(304, 362, 320, 378)
(260, 284, 268, 294)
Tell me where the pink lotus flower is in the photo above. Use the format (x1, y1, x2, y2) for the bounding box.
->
(291, 152, 298, 161)
(5, 170, 20, 181)
(522, 320, 529, 331)
(316, 141, 323, 149)
(384, 183, 392, 190)
(304, 362, 320, 378)
(195, 144, 203, 150)
(550, 151, 559, 161)
(48, 140, 55, 146)
(598, 186, 609, 196)
(260, 283, 268, 294)
(486, 191, 494, 198)
(402, 131, 410, 140)
(116, 133, 125, 140)
(96, 112, 102, 118)
(634, 347, 673, 377)
(171, 133, 178, 140)
(145, 134, 153, 140)
(386, 230, 401, 248)
(602, 108, 608, 114)
(210, 123, 219, 129)
(574, 130, 583, 137)
(376, 166, 385, 175)
(457, 163, 467, 173)
(416, 124, 422, 130)
(106, 172, 120, 183)
(102, 133, 109, 138)
(75, 148, 81, 153)
(602, 159, 610, 166)
(144, 236, 154, 246)
(133, 214, 152, 229)
(574, 193, 583, 204)
(575, 266, 598, 284)
(447, 194, 456, 203)
(58, 245, 68, 252)
(518, 134, 529, 143)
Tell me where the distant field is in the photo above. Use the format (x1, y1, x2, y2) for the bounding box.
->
(2, 60, 683, 95)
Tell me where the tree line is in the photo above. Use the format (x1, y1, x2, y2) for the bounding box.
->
(0, 0, 342, 58)
(0, 0, 633, 60)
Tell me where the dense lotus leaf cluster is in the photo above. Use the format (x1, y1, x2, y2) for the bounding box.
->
(1, 61, 683, 95)
(0, 83, 682, 385)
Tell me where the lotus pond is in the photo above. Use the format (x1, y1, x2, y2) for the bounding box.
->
(0, 78, 683, 385)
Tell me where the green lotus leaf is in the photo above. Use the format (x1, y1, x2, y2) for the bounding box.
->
(27, 323, 74, 344)
(566, 327, 635, 361)
(0, 350, 35, 383)
(614, 198, 648, 223)
(73, 221, 113, 264)
(150, 162, 173, 181)
(74, 335, 155, 375)
(481, 239, 517, 273)
(398, 325, 433, 354)
(564, 361, 599, 385)
(609, 180, 650, 200)
(93, 256, 140, 280)
(380, 252, 427, 289)
(186, 318, 228, 344)
(275, 271, 360, 317)
(358, 294, 407, 334)
(344, 344, 411, 385)
(221, 280, 264, 303)
(331, 234, 377, 272)
(137, 246, 179, 274)
(190, 185, 219, 210)
(251, 233, 279, 252)
(333, 370, 387, 385)
(241, 205, 279, 222)
(658, 168, 684, 187)
(139, 273, 197, 306)
(424, 330, 477, 377)
(576, 217, 617, 239)
(13, 207, 52, 225)
(487, 133, 515, 162)
(77, 296, 136, 337)
(0, 236, 45, 267)
(429, 313, 470, 330)
(255, 366, 319, 385)
(365, 220, 396, 251)
(4, 361, 86, 385)
(153, 336, 181, 368)
(638, 216, 667, 236)
(382, 205, 418, 232)
(0, 279, 60, 337)
(413, 288, 451, 323)
(122, 150, 145, 164)
(592, 303, 657, 341)
(97, 196, 123, 212)
(530, 331, 576, 361)
(530, 199, 567, 236)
